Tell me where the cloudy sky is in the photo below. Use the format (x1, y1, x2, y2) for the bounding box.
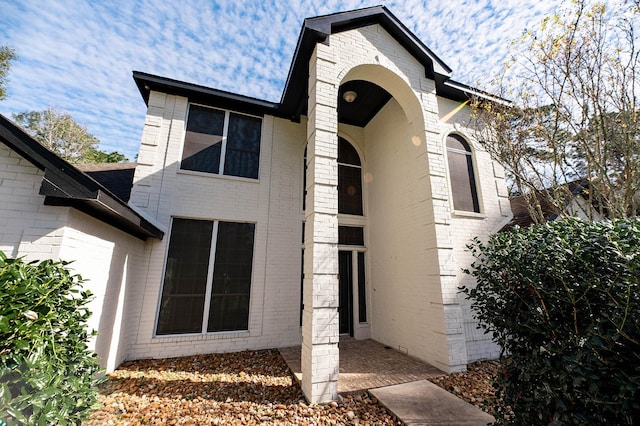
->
(1, 0, 570, 160)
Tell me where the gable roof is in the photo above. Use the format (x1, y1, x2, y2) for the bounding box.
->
(134, 6, 506, 121)
(75, 162, 137, 202)
(0, 114, 163, 240)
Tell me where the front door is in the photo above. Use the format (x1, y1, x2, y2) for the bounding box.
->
(338, 251, 354, 335)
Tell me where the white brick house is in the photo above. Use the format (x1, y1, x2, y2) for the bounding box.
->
(0, 6, 511, 403)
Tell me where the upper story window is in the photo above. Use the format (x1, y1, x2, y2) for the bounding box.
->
(303, 137, 364, 216)
(446, 134, 480, 213)
(181, 104, 261, 179)
(338, 137, 363, 215)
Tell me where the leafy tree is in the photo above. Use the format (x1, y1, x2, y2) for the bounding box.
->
(12, 108, 127, 164)
(471, 0, 640, 222)
(85, 147, 128, 163)
(0, 45, 17, 100)
(0, 251, 103, 424)
(462, 218, 640, 424)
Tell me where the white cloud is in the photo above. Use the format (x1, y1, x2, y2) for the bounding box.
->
(1, 0, 586, 159)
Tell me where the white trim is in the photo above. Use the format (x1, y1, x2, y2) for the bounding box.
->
(201, 221, 219, 333)
(180, 103, 263, 180)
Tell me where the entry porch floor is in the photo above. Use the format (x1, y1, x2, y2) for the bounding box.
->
(279, 337, 444, 394)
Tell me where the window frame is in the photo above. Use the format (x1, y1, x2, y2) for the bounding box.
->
(154, 217, 256, 337)
(445, 133, 481, 214)
(180, 103, 262, 180)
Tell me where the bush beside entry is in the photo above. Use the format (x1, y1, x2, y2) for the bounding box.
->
(0, 252, 102, 424)
(463, 218, 640, 425)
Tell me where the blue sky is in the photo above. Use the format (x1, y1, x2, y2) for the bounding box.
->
(0, 0, 567, 160)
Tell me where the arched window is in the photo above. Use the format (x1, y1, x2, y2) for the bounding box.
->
(338, 137, 363, 215)
(446, 134, 479, 213)
(303, 137, 363, 215)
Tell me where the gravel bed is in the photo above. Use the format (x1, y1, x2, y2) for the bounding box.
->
(428, 360, 502, 417)
(84, 350, 402, 425)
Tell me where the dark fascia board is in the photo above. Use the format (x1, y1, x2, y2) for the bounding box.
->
(133, 71, 284, 118)
(441, 79, 512, 105)
(0, 114, 163, 240)
(279, 5, 454, 120)
(132, 7, 506, 122)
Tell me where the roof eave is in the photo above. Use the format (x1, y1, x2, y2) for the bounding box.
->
(279, 5, 454, 121)
(0, 114, 164, 241)
(133, 71, 283, 118)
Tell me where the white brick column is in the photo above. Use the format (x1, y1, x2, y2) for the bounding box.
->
(301, 42, 340, 403)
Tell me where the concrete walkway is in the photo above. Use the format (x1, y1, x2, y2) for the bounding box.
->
(370, 380, 495, 425)
(279, 338, 494, 425)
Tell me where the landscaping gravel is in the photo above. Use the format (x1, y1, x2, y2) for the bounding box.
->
(428, 360, 506, 419)
(84, 350, 402, 425)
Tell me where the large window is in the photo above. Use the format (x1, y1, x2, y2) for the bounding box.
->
(446, 134, 480, 213)
(156, 218, 255, 335)
(181, 105, 261, 179)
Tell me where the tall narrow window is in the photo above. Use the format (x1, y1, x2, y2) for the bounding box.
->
(156, 218, 255, 335)
(303, 138, 364, 215)
(446, 134, 480, 213)
(338, 137, 363, 215)
(181, 104, 261, 179)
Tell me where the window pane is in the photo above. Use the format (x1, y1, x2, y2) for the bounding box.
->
(339, 164, 363, 215)
(448, 150, 480, 212)
(446, 134, 470, 152)
(157, 218, 213, 335)
(338, 137, 361, 166)
(358, 252, 367, 323)
(224, 113, 261, 178)
(208, 222, 255, 332)
(182, 105, 224, 173)
(338, 226, 364, 246)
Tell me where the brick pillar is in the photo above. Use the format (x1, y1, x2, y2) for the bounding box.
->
(301, 43, 339, 403)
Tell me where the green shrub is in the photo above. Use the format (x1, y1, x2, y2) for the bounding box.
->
(462, 218, 640, 425)
(0, 251, 102, 425)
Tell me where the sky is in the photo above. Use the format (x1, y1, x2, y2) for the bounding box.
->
(0, 0, 569, 160)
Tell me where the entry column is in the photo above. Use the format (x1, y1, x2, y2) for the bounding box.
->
(301, 42, 339, 403)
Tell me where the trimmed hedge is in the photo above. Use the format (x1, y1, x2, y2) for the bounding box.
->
(0, 252, 102, 425)
(462, 218, 640, 424)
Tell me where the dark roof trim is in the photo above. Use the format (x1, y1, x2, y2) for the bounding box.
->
(133, 6, 506, 122)
(280, 5, 454, 120)
(0, 114, 163, 240)
(440, 79, 512, 105)
(133, 71, 283, 118)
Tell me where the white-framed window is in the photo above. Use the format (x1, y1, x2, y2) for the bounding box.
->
(181, 104, 261, 179)
(156, 218, 255, 335)
(446, 134, 480, 213)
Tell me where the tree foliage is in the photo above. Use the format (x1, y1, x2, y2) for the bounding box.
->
(0, 45, 17, 100)
(12, 108, 128, 164)
(462, 218, 640, 424)
(471, 0, 640, 222)
(0, 251, 103, 424)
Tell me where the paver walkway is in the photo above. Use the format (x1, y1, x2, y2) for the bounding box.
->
(279, 338, 495, 425)
(279, 338, 443, 394)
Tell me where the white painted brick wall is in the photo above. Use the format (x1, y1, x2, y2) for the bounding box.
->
(128, 94, 306, 361)
(0, 144, 150, 371)
(124, 22, 509, 373)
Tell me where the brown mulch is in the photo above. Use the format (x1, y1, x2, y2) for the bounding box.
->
(84, 349, 402, 425)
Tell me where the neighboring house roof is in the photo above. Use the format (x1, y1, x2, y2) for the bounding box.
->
(503, 181, 589, 230)
(134, 5, 508, 123)
(0, 114, 163, 240)
(75, 162, 137, 202)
